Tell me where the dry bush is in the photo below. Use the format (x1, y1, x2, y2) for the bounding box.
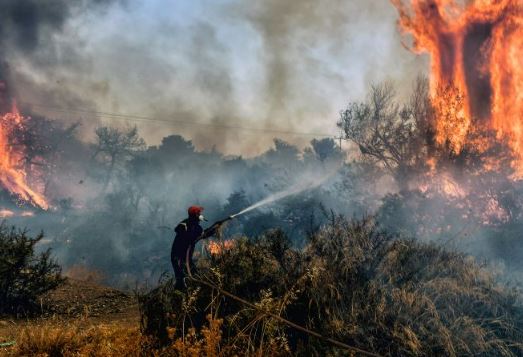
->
(148, 314, 224, 357)
(302, 219, 523, 356)
(139, 219, 523, 356)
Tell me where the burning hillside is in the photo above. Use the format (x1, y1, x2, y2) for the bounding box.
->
(392, 0, 523, 175)
(0, 101, 48, 210)
(4, 2, 523, 355)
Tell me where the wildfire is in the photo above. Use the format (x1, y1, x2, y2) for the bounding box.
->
(392, 0, 523, 174)
(0, 103, 48, 209)
(207, 240, 235, 256)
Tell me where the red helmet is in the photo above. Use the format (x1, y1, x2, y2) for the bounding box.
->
(188, 205, 204, 217)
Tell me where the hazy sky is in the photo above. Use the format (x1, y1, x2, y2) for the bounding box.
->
(6, 0, 428, 155)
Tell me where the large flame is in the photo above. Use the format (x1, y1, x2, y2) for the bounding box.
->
(0, 103, 48, 209)
(392, 0, 523, 174)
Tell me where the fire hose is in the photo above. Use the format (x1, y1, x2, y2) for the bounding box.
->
(183, 218, 382, 357)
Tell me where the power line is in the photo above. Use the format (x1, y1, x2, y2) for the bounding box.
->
(25, 103, 339, 139)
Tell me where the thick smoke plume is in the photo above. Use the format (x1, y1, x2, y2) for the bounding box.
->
(5, 1, 523, 292)
(0, 0, 73, 112)
(3, 0, 426, 154)
(0, 0, 118, 133)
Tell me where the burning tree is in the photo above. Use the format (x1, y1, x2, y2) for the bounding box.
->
(392, 0, 523, 176)
(336, 0, 523, 246)
(338, 75, 523, 244)
(0, 103, 48, 210)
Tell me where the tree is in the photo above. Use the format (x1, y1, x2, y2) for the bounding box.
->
(337, 78, 434, 189)
(17, 115, 81, 195)
(263, 139, 301, 167)
(308, 138, 343, 163)
(0, 225, 63, 315)
(158, 135, 196, 159)
(92, 126, 145, 190)
(338, 77, 518, 190)
(223, 190, 250, 217)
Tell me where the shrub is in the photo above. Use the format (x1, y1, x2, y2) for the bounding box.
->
(0, 224, 64, 316)
(140, 219, 523, 356)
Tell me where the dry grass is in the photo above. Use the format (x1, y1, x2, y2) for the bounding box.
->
(5, 320, 143, 356)
(2, 314, 227, 357)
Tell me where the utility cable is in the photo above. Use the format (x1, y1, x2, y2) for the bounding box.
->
(25, 103, 339, 139)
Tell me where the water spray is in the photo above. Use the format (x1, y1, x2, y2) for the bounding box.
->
(207, 165, 340, 230)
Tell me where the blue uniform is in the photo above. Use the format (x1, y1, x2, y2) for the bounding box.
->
(171, 217, 216, 289)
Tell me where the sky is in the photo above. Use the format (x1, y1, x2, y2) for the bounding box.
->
(4, 0, 428, 156)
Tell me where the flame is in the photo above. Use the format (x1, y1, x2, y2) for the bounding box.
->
(416, 171, 467, 198)
(0, 103, 48, 209)
(207, 240, 235, 256)
(0, 209, 14, 218)
(482, 196, 510, 224)
(392, 0, 523, 174)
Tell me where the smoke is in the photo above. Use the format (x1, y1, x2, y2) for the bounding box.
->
(12, 134, 359, 285)
(191, 0, 427, 154)
(0, 0, 73, 112)
(0, 0, 120, 133)
(0, 0, 77, 54)
(7, 78, 521, 287)
(1, 0, 426, 155)
(2, 1, 523, 290)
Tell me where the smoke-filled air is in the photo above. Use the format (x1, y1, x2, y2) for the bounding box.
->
(1, 1, 523, 356)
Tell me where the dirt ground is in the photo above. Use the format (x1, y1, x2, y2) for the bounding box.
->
(0, 278, 140, 349)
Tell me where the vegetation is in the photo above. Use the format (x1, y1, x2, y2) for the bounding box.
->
(139, 219, 523, 356)
(337, 78, 515, 186)
(48, 132, 352, 284)
(7, 320, 143, 357)
(3, 78, 523, 355)
(6, 77, 519, 284)
(6, 316, 224, 356)
(338, 78, 434, 187)
(0, 224, 63, 316)
(339, 78, 523, 265)
(4, 219, 522, 356)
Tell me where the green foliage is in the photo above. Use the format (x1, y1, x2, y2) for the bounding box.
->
(0, 224, 64, 316)
(140, 219, 523, 356)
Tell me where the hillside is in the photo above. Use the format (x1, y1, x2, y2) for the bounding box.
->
(0, 279, 140, 356)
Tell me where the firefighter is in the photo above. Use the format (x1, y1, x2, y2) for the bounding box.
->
(171, 205, 218, 290)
